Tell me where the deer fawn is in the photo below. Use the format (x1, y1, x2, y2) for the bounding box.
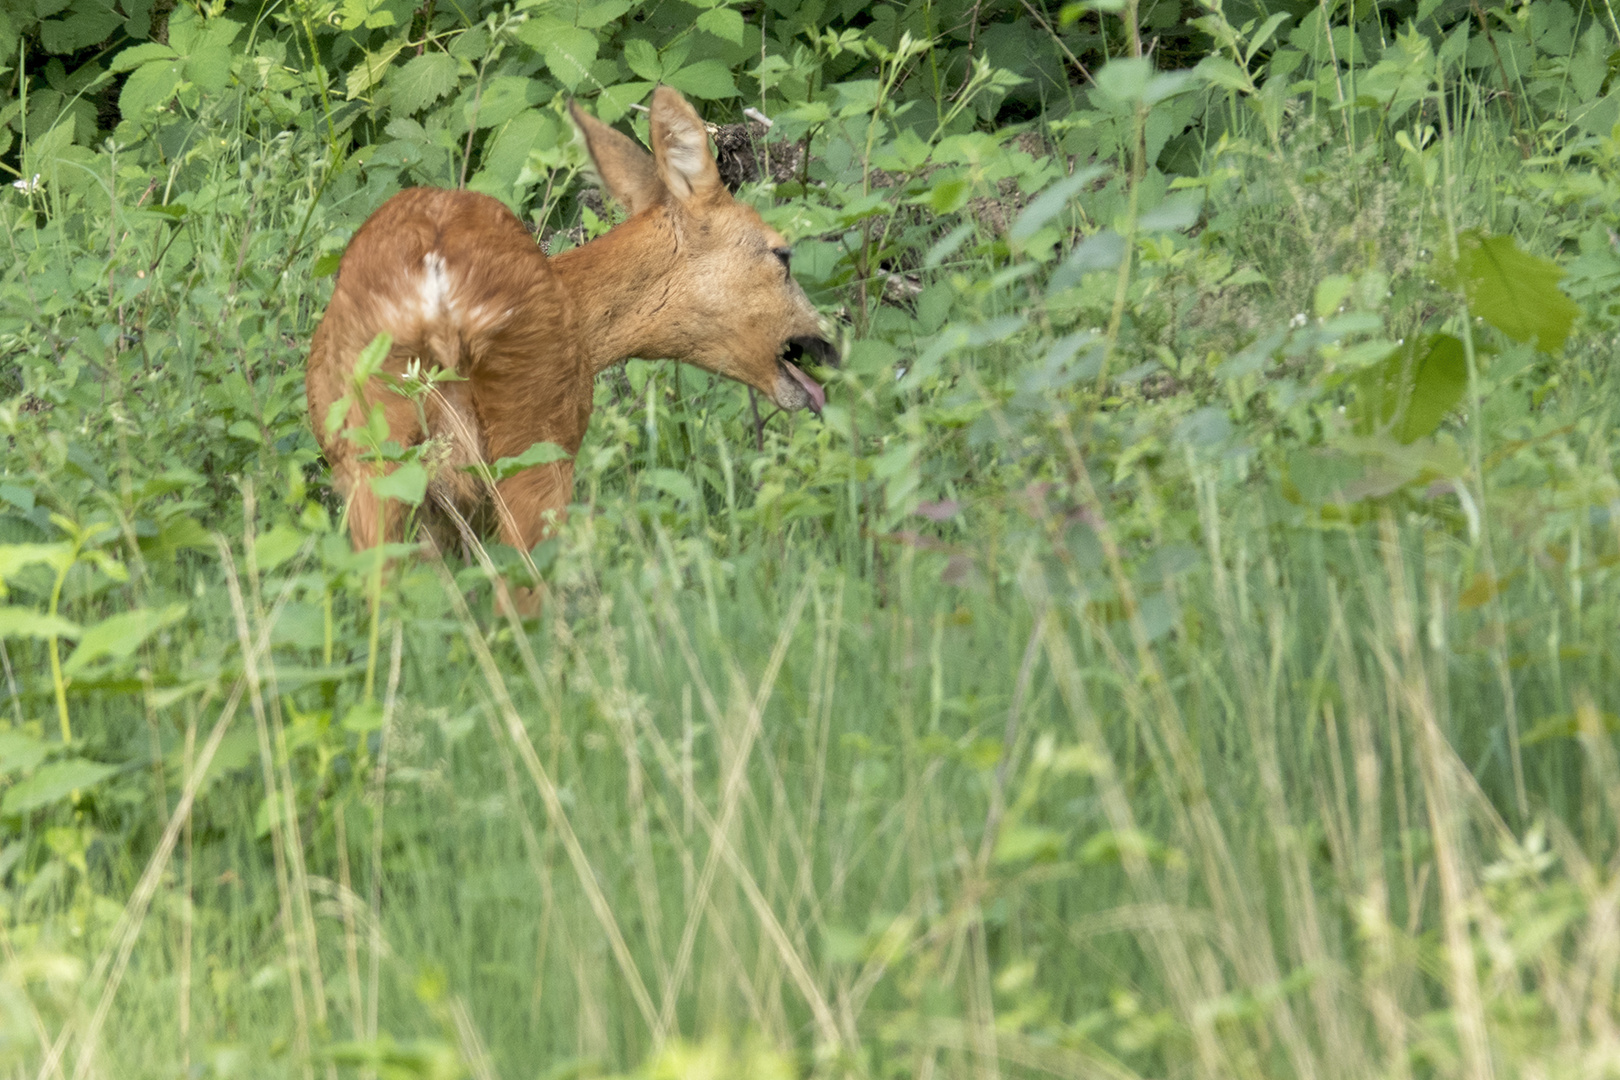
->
(305, 85, 835, 568)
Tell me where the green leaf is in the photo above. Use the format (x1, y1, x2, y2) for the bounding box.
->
(254, 524, 306, 571)
(226, 419, 261, 443)
(109, 41, 177, 73)
(391, 51, 461, 115)
(40, 0, 122, 53)
(1136, 190, 1204, 233)
(352, 332, 394, 386)
(1009, 165, 1105, 244)
(641, 468, 699, 505)
(0, 731, 49, 776)
(479, 441, 572, 482)
(1445, 231, 1579, 353)
(666, 60, 738, 100)
(63, 603, 188, 675)
(596, 81, 656, 124)
(184, 43, 233, 93)
(371, 462, 429, 506)
(119, 57, 185, 116)
(535, 24, 599, 92)
(1195, 54, 1252, 93)
(0, 543, 74, 584)
(470, 75, 539, 129)
(0, 606, 81, 640)
(696, 6, 744, 44)
(341, 699, 385, 733)
(1349, 334, 1467, 444)
(3, 759, 119, 816)
(574, 0, 632, 28)
(346, 39, 408, 99)
(919, 176, 970, 215)
(312, 252, 342, 278)
(622, 38, 662, 81)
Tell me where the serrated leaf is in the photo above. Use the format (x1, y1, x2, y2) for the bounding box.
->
(3, 759, 119, 816)
(596, 81, 655, 124)
(470, 75, 538, 129)
(371, 462, 428, 506)
(109, 41, 177, 73)
(538, 25, 599, 92)
(184, 43, 232, 92)
(666, 59, 738, 100)
(1446, 231, 1579, 353)
(391, 51, 461, 115)
(478, 441, 572, 482)
(622, 38, 662, 81)
(696, 6, 744, 44)
(62, 603, 188, 675)
(575, 0, 631, 28)
(119, 58, 184, 116)
(346, 39, 407, 99)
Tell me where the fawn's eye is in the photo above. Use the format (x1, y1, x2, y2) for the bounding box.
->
(772, 247, 792, 271)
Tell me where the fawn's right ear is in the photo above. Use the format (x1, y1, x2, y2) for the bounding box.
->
(569, 101, 665, 216)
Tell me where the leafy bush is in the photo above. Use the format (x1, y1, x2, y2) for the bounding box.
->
(4, 0, 1620, 1076)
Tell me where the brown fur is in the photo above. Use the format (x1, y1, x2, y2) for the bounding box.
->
(305, 86, 833, 564)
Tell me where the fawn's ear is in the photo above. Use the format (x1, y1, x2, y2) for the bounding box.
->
(648, 85, 723, 203)
(569, 100, 665, 215)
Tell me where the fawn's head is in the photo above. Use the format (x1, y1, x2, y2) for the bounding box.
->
(569, 87, 836, 413)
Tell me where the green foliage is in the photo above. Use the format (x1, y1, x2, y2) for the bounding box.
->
(4, 0, 1620, 1076)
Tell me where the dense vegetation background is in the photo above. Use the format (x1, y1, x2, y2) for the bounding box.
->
(4, 0, 1620, 1075)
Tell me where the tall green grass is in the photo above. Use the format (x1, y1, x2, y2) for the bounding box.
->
(5, 1, 1620, 1076)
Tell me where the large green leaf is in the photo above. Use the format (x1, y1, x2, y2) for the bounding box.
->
(479, 441, 573, 483)
(371, 462, 429, 506)
(696, 6, 744, 44)
(520, 22, 599, 92)
(666, 60, 738, 100)
(63, 602, 188, 675)
(119, 56, 185, 116)
(1447, 231, 1579, 354)
(0, 606, 81, 640)
(391, 51, 461, 115)
(1349, 334, 1467, 444)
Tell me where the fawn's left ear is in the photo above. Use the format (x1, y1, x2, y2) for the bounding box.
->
(570, 99, 666, 215)
(648, 85, 723, 204)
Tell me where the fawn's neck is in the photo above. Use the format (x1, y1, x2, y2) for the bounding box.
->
(548, 213, 681, 376)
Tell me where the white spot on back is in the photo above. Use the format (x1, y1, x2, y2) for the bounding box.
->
(420, 251, 451, 316)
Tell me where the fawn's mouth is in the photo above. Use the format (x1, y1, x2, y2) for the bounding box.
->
(776, 336, 837, 414)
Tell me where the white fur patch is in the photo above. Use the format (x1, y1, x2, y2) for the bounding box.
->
(419, 251, 451, 315)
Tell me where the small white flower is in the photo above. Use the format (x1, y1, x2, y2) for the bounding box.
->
(1289, 312, 1308, 328)
(12, 174, 41, 194)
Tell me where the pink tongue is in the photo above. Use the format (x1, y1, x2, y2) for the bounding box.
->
(782, 359, 825, 413)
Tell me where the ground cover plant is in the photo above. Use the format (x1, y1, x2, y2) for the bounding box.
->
(4, 0, 1620, 1075)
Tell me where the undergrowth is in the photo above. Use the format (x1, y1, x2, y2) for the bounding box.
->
(3, 0, 1620, 1077)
